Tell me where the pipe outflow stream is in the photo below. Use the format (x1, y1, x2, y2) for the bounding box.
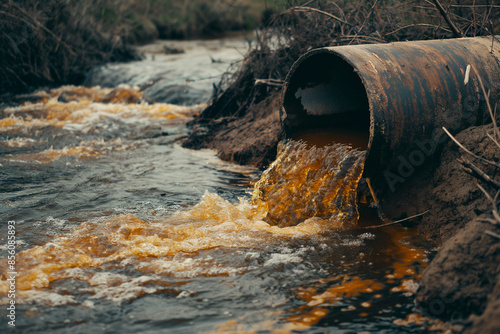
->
(281, 36, 500, 201)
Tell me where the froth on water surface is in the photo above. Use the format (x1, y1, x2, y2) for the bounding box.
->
(0, 189, 431, 332)
(0, 86, 435, 333)
(0, 85, 203, 163)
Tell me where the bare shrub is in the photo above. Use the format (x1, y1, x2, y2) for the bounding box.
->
(0, 0, 136, 94)
(199, 0, 499, 121)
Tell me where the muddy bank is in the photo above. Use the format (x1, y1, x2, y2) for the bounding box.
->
(416, 213, 500, 332)
(405, 124, 500, 333)
(183, 94, 282, 167)
(381, 124, 498, 244)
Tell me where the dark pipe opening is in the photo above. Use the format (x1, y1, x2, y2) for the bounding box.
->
(283, 53, 371, 150)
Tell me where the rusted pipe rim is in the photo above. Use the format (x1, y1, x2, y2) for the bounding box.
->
(281, 47, 374, 156)
(281, 37, 500, 185)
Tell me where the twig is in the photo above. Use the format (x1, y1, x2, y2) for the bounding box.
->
(300, 0, 318, 8)
(486, 132, 500, 150)
(459, 157, 500, 189)
(366, 178, 379, 205)
(431, 0, 464, 37)
(0, 8, 76, 56)
(254, 78, 284, 87)
(476, 185, 500, 223)
(442, 127, 500, 168)
(363, 211, 429, 229)
(472, 65, 500, 140)
(491, 20, 496, 53)
(485, 230, 500, 238)
(448, 4, 500, 8)
(385, 23, 452, 36)
(333, 35, 387, 44)
(287, 6, 354, 27)
(349, 0, 379, 45)
(472, 0, 477, 35)
(480, 217, 500, 224)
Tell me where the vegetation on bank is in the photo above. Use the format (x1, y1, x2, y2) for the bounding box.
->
(1, 0, 498, 96)
(0, 0, 136, 95)
(81, 0, 272, 42)
(0, 0, 269, 95)
(196, 0, 500, 125)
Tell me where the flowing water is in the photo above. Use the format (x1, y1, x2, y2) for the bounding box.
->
(84, 35, 254, 105)
(1, 38, 438, 333)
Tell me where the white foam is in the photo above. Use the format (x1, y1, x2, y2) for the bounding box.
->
(340, 239, 363, 247)
(358, 232, 376, 240)
(264, 253, 303, 266)
(88, 272, 128, 286)
(402, 279, 419, 293)
(85, 275, 162, 303)
(82, 300, 95, 309)
(18, 291, 76, 306)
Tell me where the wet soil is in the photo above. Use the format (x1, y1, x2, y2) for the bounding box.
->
(183, 94, 282, 167)
(380, 124, 499, 244)
(407, 123, 500, 333)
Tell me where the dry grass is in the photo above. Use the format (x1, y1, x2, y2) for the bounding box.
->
(0, 0, 272, 95)
(199, 0, 500, 122)
(0, 0, 136, 95)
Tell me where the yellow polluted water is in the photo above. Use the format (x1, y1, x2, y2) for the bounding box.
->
(0, 140, 365, 302)
(252, 140, 365, 227)
(1, 86, 201, 130)
(0, 85, 431, 332)
(0, 85, 203, 163)
(9, 138, 138, 164)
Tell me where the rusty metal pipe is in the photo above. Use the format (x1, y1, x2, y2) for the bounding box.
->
(281, 36, 500, 200)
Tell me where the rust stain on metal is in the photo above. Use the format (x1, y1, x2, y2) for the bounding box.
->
(281, 36, 500, 200)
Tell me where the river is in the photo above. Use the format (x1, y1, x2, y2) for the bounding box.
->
(1, 36, 436, 333)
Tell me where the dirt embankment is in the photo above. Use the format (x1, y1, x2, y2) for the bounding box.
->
(183, 93, 282, 168)
(382, 124, 499, 244)
(383, 123, 500, 333)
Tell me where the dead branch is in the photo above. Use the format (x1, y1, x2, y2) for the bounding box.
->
(443, 127, 500, 168)
(289, 6, 354, 27)
(459, 157, 500, 189)
(254, 79, 284, 87)
(332, 35, 387, 43)
(476, 185, 500, 223)
(0, 0, 135, 93)
(431, 0, 465, 37)
(481, 217, 500, 224)
(485, 230, 500, 238)
(363, 210, 429, 229)
(486, 132, 500, 150)
(385, 23, 452, 36)
(348, 0, 380, 45)
(472, 65, 500, 140)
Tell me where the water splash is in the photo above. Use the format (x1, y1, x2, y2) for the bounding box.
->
(252, 140, 365, 227)
(0, 85, 203, 163)
(0, 86, 431, 333)
(0, 193, 330, 305)
(1, 86, 203, 133)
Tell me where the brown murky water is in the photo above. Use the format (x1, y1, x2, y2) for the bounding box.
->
(1, 85, 435, 333)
